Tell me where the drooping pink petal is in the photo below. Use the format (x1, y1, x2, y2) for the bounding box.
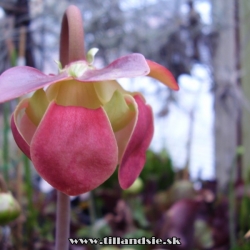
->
(30, 102, 118, 196)
(0, 66, 70, 103)
(118, 94, 154, 189)
(76, 54, 150, 81)
(11, 98, 36, 159)
(146, 60, 179, 90)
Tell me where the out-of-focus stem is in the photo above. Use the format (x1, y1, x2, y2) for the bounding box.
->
(23, 155, 36, 243)
(55, 191, 70, 250)
(2, 102, 10, 183)
(15, 162, 23, 249)
(0, 174, 7, 192)
(89, 191, 100, 250)
(229, 156, 236, 248)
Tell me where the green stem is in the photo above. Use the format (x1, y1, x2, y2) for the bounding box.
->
(2, 102, 10, 183)
(55, 191, 70, 250)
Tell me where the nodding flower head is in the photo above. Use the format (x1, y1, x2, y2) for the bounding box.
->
(0, 5, 179, 196)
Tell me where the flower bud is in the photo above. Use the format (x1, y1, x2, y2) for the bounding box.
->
(0, 192, 21, 225)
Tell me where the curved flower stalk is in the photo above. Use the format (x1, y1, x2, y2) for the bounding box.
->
(0, 5, 179, 196)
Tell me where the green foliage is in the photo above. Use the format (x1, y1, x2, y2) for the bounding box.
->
(239, 195, 250, 232)
(129, 198, 149, 228)
(38, 219, 54, 242)
(194, 219, 213, 249)
(231, 242, 250, 250)
(140, 149, 175, 190)
(123, 229, 153, 250)
(77, 219, 112, 239)
(100, 168, 119, 188)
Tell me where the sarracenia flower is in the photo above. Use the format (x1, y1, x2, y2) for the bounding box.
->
(0, 5, 178, 195)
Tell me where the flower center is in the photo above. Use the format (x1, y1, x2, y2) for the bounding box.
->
(66, 61, 89, 77)
(57, 48, 99, 78)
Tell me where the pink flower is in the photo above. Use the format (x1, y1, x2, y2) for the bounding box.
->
(0, 7, 178, 196)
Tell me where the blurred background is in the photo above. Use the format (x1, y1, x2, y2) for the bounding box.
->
(0, 0, 250, 249)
